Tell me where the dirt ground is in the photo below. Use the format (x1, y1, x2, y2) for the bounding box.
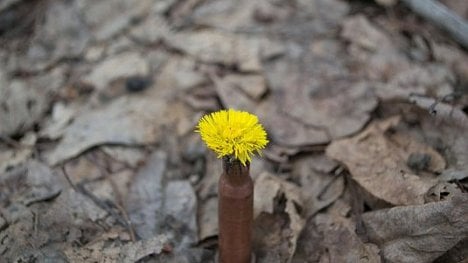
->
(0, 0, 467, 262)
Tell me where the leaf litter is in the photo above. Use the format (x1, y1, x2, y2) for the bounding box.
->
(326, 116, 445, 206)
(0, 0, 468, 262)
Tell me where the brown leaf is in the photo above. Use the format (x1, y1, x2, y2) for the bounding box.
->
(293, 200, 381, 263)
(100, 145, 147, 168)
(316, 214, 381, 263)
(191, 0, 268, 30)
(64, 234, 168, 262)
(163, 180, 198, 246)
(362, 194, 468, 263)
(253, 172, 305, 263)
(282, 81, 377, 140)
(166, 30, 283, 72)
(0, 203, 49, 261)
(434, 238, 468, 263)
(425, 181, 462, 203)
(191, 0, 348, 34)
(126, 151, 167, 240)
(341, 15, 410, 80)
(291, 217, 324, 263)
(84, 52, 149, 91)
(197, 153, 222, 200)
(197, 153, 222, 241)
(215, 82, 330, 146)
(129, 15, 169, 44)
(219, 74, 268, 100)
(161, 56, 208, 91)
(0, 68, 64, 136)
(0, 161, 62, 206)
(11, 1, 90, 72)
(260, 106, 330, 146)
(78, 0, 153, 41)
(264, 60, 376, 146)
(39, 102, 77, 140)
(291, 155, 344, 217)
(198, 197, 218, 241)
(407, 98, 468, 173)
(44, 95, 169, 165)
(375, 65, 454, 100)
(213, 73, 258, 112)
(0, 146, 32, 174)
(326, 117, 443, 206)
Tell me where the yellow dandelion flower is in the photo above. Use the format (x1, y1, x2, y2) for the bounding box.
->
(196, 109, 269, 165)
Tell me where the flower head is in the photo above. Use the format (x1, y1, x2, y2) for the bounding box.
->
(196, 109, 269, 165)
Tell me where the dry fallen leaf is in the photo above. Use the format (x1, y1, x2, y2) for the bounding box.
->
(291, 217, 324, 263)
(434, 238, 468, 263)
(44, 94, 169, 165)
(292, 155, 344, 217)
(198, 197, 218, 241)
(129, 15, 169, 44)
(0, 161, 62, 206)
(282, 81, 377, 140)
(163, 56, 208, 91)
(362, 194, 468, 263)
(0, 161, 109, 262)
(215, 77, 373, 147)
(293, 200, 381, 263)
(191, 0, 349, 35)
(84, 52, 150, 91)
(126, 151, 167, 240)
(190, 0, 264, 30)
(100, 145, 147, 168)
(77, 0, 153, 41)
(316, 213, 381, 263)
(215, 40, 377, 147)
(399, 98, 468, 180)
(1, 0, 467, 262)
(218, 74, 268, 100)
(9, 1, 90, 72)
(0, 70, 63, 136)
(39, 102, 77, 140)
(253, 172, 305, 263)
(64, 234, 168, 262)
(326, 116, 444, 206)
(166, 30, 283, 72)
(163, 180, 198, 247)
(341, 15, 410, 80)
(375, 65, 454, 100)
(0, 146, 32, 174)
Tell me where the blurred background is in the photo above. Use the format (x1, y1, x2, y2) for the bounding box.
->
(0, 0, 467, 262)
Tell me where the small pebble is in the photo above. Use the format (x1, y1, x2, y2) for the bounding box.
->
(126, 76, 151, 92)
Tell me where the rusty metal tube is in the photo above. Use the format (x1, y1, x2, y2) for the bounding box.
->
(218, 158, 253, 263)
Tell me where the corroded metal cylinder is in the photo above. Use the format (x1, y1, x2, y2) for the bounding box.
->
(218, 158, 253, 263)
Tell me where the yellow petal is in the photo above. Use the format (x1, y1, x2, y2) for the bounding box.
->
(196, 109, 269, 165)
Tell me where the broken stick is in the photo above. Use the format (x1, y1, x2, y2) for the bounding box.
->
(401, 0, 468, 49)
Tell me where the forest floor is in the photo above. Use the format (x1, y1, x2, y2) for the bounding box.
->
(0, 0, 467, 262)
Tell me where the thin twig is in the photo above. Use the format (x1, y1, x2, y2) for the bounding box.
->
(409, 94, 468, 128)
(345, 172, 368, 241)
(105, 167, 136, 242)
(0, 136, 23, 149)
(87, 151, 137, 241)
(401, 0, 468, 49)
(112, 201, 136, 241)
(61, 166, 78, 192)
(77, 185, 129, 228)
(61, 165, 130, 229)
